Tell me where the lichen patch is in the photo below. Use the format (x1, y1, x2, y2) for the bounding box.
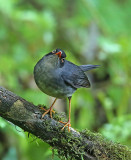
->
(14, 100, 24, 107)
(7, 100, 32, 121)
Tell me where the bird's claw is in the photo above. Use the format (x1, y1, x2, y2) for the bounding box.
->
(41, 107, 55, 119)
(59, 121, 71, 132)
(40, 107, 55, 113)
(40, 107, 47, 112)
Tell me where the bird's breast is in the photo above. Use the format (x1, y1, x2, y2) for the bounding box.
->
(34, 64, 75, 98)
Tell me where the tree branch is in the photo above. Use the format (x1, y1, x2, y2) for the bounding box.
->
(0, 86, 131, 160)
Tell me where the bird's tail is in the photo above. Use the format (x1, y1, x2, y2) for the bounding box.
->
(79, 64, 100, 72)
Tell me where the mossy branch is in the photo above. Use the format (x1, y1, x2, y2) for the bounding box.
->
(0, 86, 131, 160)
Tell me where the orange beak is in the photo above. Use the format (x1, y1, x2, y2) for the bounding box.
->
(55, 51, 62, 58)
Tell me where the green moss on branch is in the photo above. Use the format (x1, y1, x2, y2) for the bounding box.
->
(0, 86, 131, 160)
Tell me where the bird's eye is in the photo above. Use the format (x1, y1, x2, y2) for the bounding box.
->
(52, 50, 56, 53)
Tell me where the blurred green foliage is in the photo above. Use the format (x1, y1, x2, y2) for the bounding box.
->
(0, 0, 131, 159)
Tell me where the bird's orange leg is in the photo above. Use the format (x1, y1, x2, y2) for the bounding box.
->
(59, 97, 72, 132)
(41, 98, 57, 119)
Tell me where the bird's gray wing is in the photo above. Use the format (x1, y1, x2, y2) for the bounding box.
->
(79, 65, 100, 72)
(61, 60, 90, 89)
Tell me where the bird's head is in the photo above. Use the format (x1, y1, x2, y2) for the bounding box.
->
(52, 48, 66, 59)
(46, 48, 66, 58)
(45, 48, 66, 65)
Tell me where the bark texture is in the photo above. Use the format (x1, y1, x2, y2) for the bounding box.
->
(0, 86, 131, 160)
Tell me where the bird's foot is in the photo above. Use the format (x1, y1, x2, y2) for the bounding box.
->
(40, 107, 55, 113)
(41, 107, 55, 119)
(59, 120, 71, 132)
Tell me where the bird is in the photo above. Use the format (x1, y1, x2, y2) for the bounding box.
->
(34, 48, 99, 131)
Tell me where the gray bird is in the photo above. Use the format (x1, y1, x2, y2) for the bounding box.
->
(34, 48, 99, 131)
